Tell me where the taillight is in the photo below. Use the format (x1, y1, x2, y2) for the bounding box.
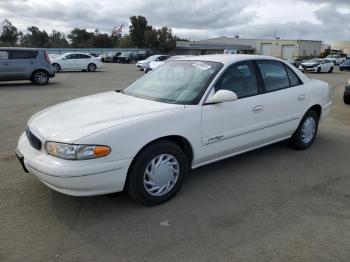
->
(44, 51, 50, 64)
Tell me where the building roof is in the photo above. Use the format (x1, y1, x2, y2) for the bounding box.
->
(176, 41, 254, 51)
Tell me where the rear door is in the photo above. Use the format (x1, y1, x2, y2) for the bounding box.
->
(8, 50, 38, 79)
(76, 54, 91, 69)
(256, 60, 307, 141)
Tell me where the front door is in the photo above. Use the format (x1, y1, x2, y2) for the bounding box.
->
(200, 61, 266, 164)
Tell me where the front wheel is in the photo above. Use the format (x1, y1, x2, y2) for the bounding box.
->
(317, 67, 321, 73)
(289, 110, 319, 150)
(328, 67, 333, 73)
(127, 140, 189, 205)
(87, 63, 97, 72)
(344, 91, 350, 105)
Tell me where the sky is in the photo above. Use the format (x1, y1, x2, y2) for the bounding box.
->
(0, 0, 350, 42)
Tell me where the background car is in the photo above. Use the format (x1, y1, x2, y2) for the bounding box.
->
(299, 58, 334, 73)
(286, 58, 303, 68)
(117, 52, 136, 63)
(344, 79, 350, 104)
(0, 48, 55, 85)
(325, 54, 346, 65)
(104, 51, 121, 63)
(339, 59, 350, 71)
(145, 55, 192, 73)
(136, 55, 169, 71)
(51, 53, 102, 72)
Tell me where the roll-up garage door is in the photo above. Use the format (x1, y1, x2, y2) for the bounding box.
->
(281, 45, 295, 59)
(261, 43, 272, 56)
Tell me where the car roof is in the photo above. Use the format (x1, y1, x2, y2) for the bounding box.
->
(178, 54, 287, 65)
(0, 47, 43, 51)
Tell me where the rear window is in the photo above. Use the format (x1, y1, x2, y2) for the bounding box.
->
(285, 66, 302, 86)
(9, 50, 38, 59)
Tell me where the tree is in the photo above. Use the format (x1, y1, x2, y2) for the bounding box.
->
(92, 30, 113, 48)
(129, 15, 149, 48)
(0, 20, 21, 46)
(20, 26, 49, 47)
(158, 27, 176, 52)
(48, 30, 69, 48)
(144, 27, 159, 48)
(68, 28, 94, 48)
(118, 35, 134, 48)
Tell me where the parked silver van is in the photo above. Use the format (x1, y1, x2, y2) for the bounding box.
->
(0, 48, 55, 85)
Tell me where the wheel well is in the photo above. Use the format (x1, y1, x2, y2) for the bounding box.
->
(123, 135, 194, 191)
(308, 104, 322, 119)
(52, 63, 60, 68)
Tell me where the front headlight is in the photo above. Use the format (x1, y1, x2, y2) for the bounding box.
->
(45, 142, 111, 160)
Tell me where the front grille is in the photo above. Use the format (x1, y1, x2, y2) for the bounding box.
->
(26, 127, 42, 150)
(302, 65, 314, 69)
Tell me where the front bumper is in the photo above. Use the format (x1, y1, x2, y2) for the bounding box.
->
(15, 132, 132, 196)
(299, 66, 318, 72)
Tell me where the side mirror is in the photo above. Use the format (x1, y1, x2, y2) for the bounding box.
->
(206, 90, 238, 104)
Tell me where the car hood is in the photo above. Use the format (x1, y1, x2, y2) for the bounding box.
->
(301, 62, 318, 66)
(28, 91, 184, 143)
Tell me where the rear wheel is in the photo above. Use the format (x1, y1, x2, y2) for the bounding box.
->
(31, 70, 49, 85)
(87, 63, 97, 72)
(289, 110, 319, 150)
(317, 67, 321, 73)
(328, 67, 333, 73)
(127, 140, 189, 206)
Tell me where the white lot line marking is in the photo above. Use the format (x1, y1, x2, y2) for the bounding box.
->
(160, 220, 170, 227)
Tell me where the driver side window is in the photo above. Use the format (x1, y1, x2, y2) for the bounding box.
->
(214, 61, 259, 99)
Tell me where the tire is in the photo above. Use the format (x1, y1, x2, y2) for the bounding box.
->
(340, 68, 343, 71)
(328, 67, 333, 73)
(344, 91, 350, 105)
(127, 140, 189, 206)
(289, 110, 319, 150)
(31, 70, 49, 85)
(52, 63, 61, 72)
(317, 67, 321, 73)
(87, 63, 97, 72)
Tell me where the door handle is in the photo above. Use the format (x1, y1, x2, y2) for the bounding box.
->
(297, 95, 306, 101)
(252, 105, 264, 113)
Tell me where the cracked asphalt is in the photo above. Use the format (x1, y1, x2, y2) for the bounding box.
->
(0, 64, 349, 262)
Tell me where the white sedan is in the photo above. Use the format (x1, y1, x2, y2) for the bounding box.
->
(136, 55, 169, 71)
(16, 55, 331, 205)
(51, 53, 102, 72)
(146, 55, 192, 73)
(299, 58, 334, 73)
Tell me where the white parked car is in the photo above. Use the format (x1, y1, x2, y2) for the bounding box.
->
(16, 55, 331, 205)
(146, 55, 192, 73)
(299, 58, 334, 73)
(136, 55, 169, 71)
(51, 53, 102, 72)
(325, 54, 346, 65)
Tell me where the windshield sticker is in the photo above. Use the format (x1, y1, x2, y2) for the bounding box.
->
(192, 62, 212, 71)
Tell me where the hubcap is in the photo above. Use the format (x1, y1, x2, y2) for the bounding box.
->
(301, 117, 316, 144)
(34, 72, 47, 84)
(143, 154, 179, 197)
(89, 64, 96, 71)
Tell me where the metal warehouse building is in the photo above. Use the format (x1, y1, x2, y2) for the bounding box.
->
(175, 36, 322, 59)
(256, 39, 322, 59)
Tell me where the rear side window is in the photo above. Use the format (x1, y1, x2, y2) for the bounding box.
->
(285, 66, 302, 86)
(0, 51, 9, 60)
(9, 50, 38, 59)
(257, 61, 290, 92)
(78, 54, 91, 59)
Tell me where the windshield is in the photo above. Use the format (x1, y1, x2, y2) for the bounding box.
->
(326, 55, 336, 58)
(124, 60, 222, 104)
